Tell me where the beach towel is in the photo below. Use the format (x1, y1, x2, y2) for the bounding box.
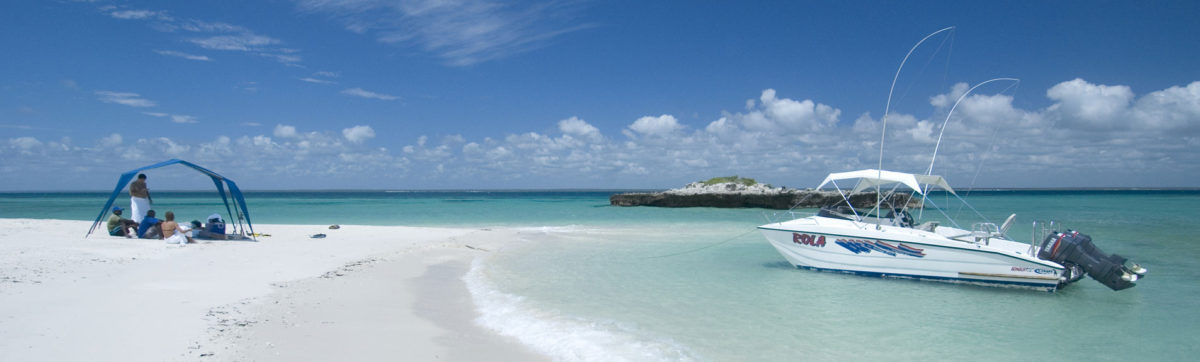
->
(165, 232, 187, 245)
(131, 196, 150, 223)
(165, 224, 191, 245)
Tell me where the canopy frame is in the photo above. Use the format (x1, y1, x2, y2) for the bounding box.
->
(86, 159, 255, 241)
(815, 169, 999, 230)
(817, 169, 956, 196)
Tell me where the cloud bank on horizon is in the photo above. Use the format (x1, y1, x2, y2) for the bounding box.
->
(6, 78, 1197, 189)
(1, 1, 1197, 190)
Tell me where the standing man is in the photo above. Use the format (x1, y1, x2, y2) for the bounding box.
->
(129, 173, 152, 223)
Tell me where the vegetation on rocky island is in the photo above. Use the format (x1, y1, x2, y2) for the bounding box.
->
(700, 176, 758, 186)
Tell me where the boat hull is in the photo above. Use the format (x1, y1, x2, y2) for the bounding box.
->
(759, 219, 1065, 291)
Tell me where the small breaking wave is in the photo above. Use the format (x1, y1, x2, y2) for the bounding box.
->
(463, 257, 696, 361)
(510, 225, 602, 234)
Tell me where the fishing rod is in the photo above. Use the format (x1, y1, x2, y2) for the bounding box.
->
(877, 26, 955, 228)
(918, 78, 1020, 220)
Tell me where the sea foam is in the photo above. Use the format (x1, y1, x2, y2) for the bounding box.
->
(463, 257, 696, 361)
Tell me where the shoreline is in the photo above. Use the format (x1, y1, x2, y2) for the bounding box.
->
(0, 219, 544, 361)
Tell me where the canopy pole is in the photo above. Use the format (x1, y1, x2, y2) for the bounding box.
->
(87, 172, 136, 238)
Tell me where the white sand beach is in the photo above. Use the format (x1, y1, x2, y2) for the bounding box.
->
(0, 219, 547, 361)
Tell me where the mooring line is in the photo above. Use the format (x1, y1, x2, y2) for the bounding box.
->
(642, 229, 758, 259)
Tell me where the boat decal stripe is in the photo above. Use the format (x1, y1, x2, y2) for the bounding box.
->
(867, 241, 896, 256)
(958, 271, 1060, 281)
(829, 238, 922, 258)
(794, 265, 1060, 290)
(757, 226, 1061, 269)
(895, 243, 926, 257)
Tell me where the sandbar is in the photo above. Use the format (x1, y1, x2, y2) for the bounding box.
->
(0, 219, 546, 361)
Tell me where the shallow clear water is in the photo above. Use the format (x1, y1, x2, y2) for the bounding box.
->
(4, 190, 1198, 360)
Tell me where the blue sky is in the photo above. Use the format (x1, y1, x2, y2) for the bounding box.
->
(2, 0, 1198, 190)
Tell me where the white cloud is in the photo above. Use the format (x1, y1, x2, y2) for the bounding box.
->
(342, 125, 376, 143)
(930, 82, 970, 108)
(1046, 78, 1133, 128)
(177, 20, 247, 33)
(170, 115, 198, 124)
(98, 133, 123, 147)
(191, 33, 280, 51)
(628, 114, 682, 137)
(1037, 78, 1200, 136)
(558, 117, 602, 142)
(96, 91, 156, 108)
(758, 89, 841, 132)
(260, 52, 303, 65)
(729, 89, 841, 135)
(295, 0, 592, 66)
(6, 81, 1200, 190)
(300, 77, 336, 85)
(341, 87, 398, 101)
(10, 137, 43, 151)
(851, 113, 878, 135)
(143, 112, 198, 124)
(61, 79, 81, 90)
(135, 137, 191, 156)
(154, 49, 212, 61)
(905, 120, 937, 143)
(105, 6, 300, 66)
(704, 117, 735, 136)
(957, 93, 1021, 126)
(109, 9, 168, 20)
(274, 124, 299, 138)
(1131, 81, 1200, 131)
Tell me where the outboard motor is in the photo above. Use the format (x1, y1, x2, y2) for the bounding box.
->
(1038, 230, 1147, 291)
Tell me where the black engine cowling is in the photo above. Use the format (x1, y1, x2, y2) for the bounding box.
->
(1038, 231, 1144, 291)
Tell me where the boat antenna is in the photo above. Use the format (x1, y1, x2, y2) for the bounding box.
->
(878, 26, 954, 227)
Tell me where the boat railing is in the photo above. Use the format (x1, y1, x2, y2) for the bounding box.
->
(1029, 220, 1059, 256)
(971, 222, 1000, 245)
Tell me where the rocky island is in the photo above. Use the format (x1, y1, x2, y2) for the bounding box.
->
(610, 176, 912, 209)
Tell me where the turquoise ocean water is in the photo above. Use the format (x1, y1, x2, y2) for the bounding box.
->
(3, 190, 1198, 360)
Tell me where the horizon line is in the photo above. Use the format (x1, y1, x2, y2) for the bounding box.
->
(3, 187, 1200, 193)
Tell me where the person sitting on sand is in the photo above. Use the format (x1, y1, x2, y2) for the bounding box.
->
(137, 210, 163, 239)
(107, 206, 139, 237)
(161, 211, 194, 245)
(189, 220, 227, 240)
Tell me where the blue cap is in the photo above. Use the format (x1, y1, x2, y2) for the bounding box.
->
(112, 206, 123, 212)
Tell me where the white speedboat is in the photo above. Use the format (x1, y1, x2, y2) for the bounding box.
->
(758, 169, 1146, 291)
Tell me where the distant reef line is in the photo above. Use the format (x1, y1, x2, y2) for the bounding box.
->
(608, 176, 915, 209)
(609, 191, 918, 209)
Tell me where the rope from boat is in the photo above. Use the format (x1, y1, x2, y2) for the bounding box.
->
(642, 229, 757, 259)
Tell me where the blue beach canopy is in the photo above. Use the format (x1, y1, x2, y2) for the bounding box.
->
(86, 159, 255, 240)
